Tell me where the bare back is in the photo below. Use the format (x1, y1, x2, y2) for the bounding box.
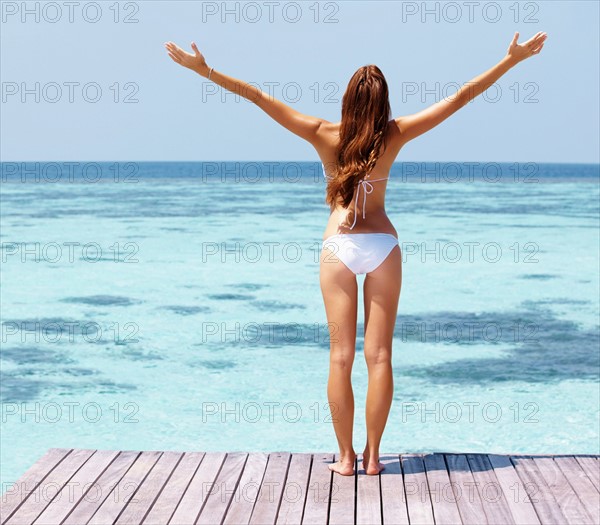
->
(315, 119, 405, 240)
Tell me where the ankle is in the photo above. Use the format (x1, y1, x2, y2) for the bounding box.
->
(364, 448, 379, 462)
(339, 450, 356, 462)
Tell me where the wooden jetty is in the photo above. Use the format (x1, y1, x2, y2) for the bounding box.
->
(1, 449, 598, 524)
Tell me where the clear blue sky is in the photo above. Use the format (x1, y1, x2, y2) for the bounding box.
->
(1, 0, 598, 163)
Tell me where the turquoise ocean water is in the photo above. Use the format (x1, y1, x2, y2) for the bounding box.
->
(1, 161, 599, 487)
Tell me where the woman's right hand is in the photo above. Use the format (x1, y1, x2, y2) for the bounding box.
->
(506, 31, 547, 64)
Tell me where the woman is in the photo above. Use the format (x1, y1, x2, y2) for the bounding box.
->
(165, 30, 547, 476)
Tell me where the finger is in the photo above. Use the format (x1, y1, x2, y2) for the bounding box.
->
(525, 32, 544, 46)
(533, 32, 547, 45)
(532, 43, 544, 55)
(171, 47, 185, 60)
(166, 42, 184, 56)
(511, 31, 519, 46)
(167, 52, 181, 63)
(165, 44, 181, 57)
(177, 48, 193, 60)
(191, 41, 200, 56)
(531, 40, 545, 52)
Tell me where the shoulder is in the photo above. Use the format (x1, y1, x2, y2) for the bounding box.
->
(385, 117, 409, 154)
(387, 118, 403, 142)
(317, 119, 340, 140)
(316, 119, 403, 165)
(313, 120, 339, 160)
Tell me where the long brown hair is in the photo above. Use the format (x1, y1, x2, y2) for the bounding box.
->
(325, 64, 391, 208)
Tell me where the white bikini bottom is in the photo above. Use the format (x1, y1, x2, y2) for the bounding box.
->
(321, 233, 399, 275)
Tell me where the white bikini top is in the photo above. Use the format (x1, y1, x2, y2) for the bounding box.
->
(322, 163, 390, 229)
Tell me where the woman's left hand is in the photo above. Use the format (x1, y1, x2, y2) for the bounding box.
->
(164, 41, 209, 76)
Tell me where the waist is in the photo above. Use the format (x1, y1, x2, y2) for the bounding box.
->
(323, 208, 397, 240)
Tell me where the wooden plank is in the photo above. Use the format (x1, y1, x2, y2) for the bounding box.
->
(445, 454, 488, 525)
(223, 453, 268, 525)
(423, 453, 462, 525)
(116, 451, 183, 525)
(554, 456, 600, 524)
(275, 453, 312, 525)
(6, 448, 95, 525)
(1, 448, 71, 524)
(197, 452, 248, 525)
(250, 452, 291, 525)
(300, 453, 334, 525)
(87, 450, 162, 525)
(574, 456, 600, 492)
(142, 452, 204, 525)
(401, 454, 434, 525)
(357, 454, 380, 525)
(63, 450, 140, 525)
(488, 454, 540, 525)
(380, 454, 409, 525)
(511, 456, 567, 525)
(533, 456, 592, 524)
(169, 452, 226, 525)
(34, 449, 120, 525)
(466, 454, 515, 525)
(328, 454, 355, 525)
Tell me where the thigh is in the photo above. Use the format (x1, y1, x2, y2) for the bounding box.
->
(320, 247, 358, 354)
(363, 245, 402, 353)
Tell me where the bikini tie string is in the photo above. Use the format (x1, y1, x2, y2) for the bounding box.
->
(348, 179, 374, 230)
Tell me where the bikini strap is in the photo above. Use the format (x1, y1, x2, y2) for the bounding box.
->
(322, 163, 334, 181)
(347, 177, 388, 230)
(322, 163, 389, 229)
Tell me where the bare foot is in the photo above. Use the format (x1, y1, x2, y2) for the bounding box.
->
(361, 450, 385, 475)
(328, 455, 356, 476)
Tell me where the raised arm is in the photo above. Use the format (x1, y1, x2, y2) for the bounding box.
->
(164, 41, 325, 146)
(395, 31, 548, 144)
